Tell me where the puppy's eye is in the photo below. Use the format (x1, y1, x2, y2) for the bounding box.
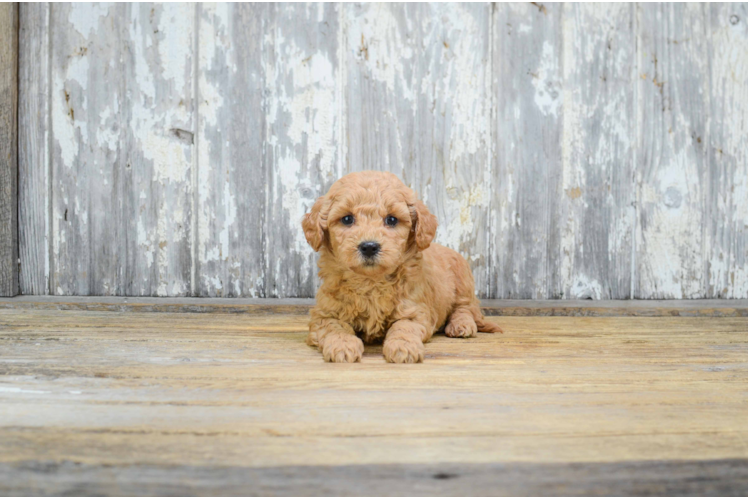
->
(341, 215, 355, 226)
(385, 215, 398, 227)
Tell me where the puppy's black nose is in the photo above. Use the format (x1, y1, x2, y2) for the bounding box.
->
(358, 241, 381, 258)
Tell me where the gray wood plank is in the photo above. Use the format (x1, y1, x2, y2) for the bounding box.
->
(194, 4, 267, 298)
(344, 3, 409, 181)
(50, 4, 196, 296)
(550, 4, 636, 299)
(18, 3, 50, 295)
(707, 3, 748, 298)
(264, 3, 342, 298)
(344, 3, 492, 296)
(50, 3, 126, 295)
(121, 4, 196, 296)
(0, 3, 19, 297)
(635, 4, 710, 298)
(490, 3, 563, 299)
(2, 459, 747, 496)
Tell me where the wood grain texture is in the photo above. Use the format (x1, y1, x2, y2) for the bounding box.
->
(122, 3, 196, 297)
(552, 4, 636, 300)
(18, 3, 50, 295)
(0, 2, 19, 297)
(491, 3, 563, 299)
(49, 4, 196, 296)
(635, 4, 710, 299)
(50, 3, 122, 295)
(3, 459, 748, 496)
(707, 3, 748, 298)
(345, 3, 493, 296)
(0, 310, 747, 494)
(195, 4, 266, 298)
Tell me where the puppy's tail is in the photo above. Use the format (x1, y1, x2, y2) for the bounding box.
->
(472, 305, 504, 334)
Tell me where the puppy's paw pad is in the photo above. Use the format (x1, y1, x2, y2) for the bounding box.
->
(383, 338, 424, 363)
(445, 319, 477, 338)
(322, 335, 364, 363)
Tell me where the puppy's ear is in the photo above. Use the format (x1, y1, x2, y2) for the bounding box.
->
(302, 196, 327, 251)
(410, 199, 438, 250)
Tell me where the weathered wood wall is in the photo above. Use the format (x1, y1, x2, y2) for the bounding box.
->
(16, 3, 748, 299)
(0, 3, 19, 297)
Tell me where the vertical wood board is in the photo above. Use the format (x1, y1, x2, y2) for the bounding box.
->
(635, 3, 710, 299)
(707, 3, 748, 298)
(0, 3, 19, 297)
(195, 4, 266, 298)
(121, 3, 196, 296)
(491, 3, 563, 299)
(18, 3, 50, 295)
(50, 3, 125, 295)
(550, 3, 636, 299)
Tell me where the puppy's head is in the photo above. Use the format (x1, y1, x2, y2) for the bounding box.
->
(302, 171, 437, 276)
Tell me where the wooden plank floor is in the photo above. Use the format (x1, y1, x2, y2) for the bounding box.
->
(1, 307, 748, 495)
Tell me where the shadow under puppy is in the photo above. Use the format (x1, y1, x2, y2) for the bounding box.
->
(302, 171, 503, 363)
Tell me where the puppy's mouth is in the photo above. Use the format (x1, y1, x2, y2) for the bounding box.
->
(360, 256, 379, 267)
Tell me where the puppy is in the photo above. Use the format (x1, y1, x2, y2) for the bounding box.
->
(302, 171, 502, 363)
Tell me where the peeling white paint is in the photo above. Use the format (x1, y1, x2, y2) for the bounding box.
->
(158, 4, 193, 92)
(219, 180, 236, 262)
(569, 274, 604, 300)
(532, 41, 562, 117)
(197, 2, 229, 277)
(435, 184, 487, 252)
(68, 3, 111, 38)
(347, 4, 414, 101)
(52, 52, 89, 170)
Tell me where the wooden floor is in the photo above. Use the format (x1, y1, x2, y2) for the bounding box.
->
(1, 305, 748, 495)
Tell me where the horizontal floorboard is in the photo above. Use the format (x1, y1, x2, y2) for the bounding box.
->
(1, 309, 747, 495)
(2, 459, 748, 496)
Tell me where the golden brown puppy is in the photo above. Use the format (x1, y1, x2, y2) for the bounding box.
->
(302, 171, 502, 363)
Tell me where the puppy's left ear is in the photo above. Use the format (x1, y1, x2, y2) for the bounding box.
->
(302, 196, 327, 251)
(410, 199, 438, 250)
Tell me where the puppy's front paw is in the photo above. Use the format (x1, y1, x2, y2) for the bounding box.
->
(321, 334, 364, 363)
(383, 337, 424, 363)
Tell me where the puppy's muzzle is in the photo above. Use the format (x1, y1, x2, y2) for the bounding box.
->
(358, 241, 381, 259)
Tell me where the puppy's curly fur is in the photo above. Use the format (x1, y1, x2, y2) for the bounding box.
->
(302, 171, 502, 363)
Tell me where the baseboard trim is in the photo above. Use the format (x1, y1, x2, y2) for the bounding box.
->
(2, 296, 748, 316)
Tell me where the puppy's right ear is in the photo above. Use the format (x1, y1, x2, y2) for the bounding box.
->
(302, 196, 327, 251)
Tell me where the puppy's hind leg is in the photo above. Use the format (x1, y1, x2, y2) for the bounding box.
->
(471, 303, 504, 333)
(449, 254, 503, 335)
(446, 304, 503, 337)
(444, 306, 478, 338)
